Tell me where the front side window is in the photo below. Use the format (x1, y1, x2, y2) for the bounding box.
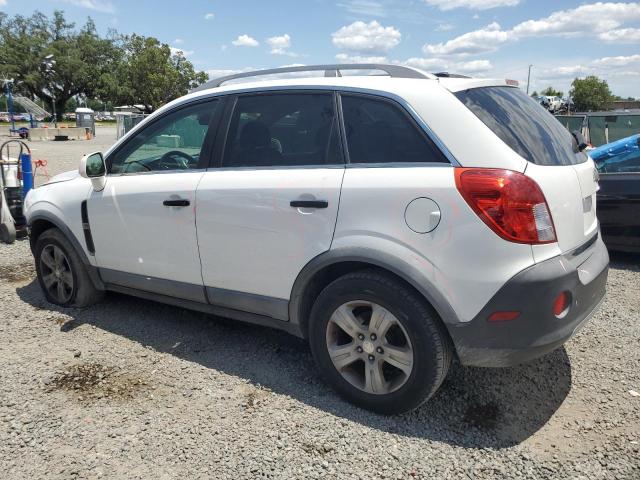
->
(340, 94, 448, 164)
(109, 100, 219, 174)
(223, 93, 342, 168)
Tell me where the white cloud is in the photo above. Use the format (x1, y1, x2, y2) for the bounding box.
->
(337, 0, 387, 17)
(423, 3, 640, 58)
(424, 0, 519, 10)
(436, 23, 454, 32)
(204, 13, 215, 20)
(335, 53, 388, 63)
(206, 68, 254, 79)
(232, 34, 259, 47)
(423, 22, 509, 56)
(170, 47, 194, 57)
(456, 59, 493, 73)
(609, 70, 640, 77)
(598, 28, 640, 43)
(0, 0, 7, 6)
(332, 20, 401, 53)
(267, 34, 297, 56)
(403, 57, 492, 73)
(173, 38, 184, 45)
(592, 54, 640, 67)
(511, 2, 640, 38)
(535, 53, 640, 85)
(404, 57, 448, 70)
(61, 0, 115, 13)
(547, 65, 590, 77)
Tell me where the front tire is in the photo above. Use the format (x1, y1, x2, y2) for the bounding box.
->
(34, 228, 103, 308)
(309, 270, 452, 414)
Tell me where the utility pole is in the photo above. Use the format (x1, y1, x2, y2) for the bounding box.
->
(526, 64, 533, 95)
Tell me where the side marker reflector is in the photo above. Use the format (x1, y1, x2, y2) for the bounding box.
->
(488, 311, 521, 322)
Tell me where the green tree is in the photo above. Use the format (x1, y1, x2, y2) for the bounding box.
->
(100, 34, 208, 113)
(540, 86, 563, 97)
(64, 96, 78, 112)
(0, 11, 205, 118)
(0, 11, 120, 121)
(570, 76, 613, 112)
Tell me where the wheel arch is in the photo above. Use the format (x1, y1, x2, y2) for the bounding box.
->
(29, 212, 104, 290)
(289, 248, 461, 341)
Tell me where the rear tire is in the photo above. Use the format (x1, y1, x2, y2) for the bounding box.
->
(34, 228, 103, 308)
(309, 269, 452, 414)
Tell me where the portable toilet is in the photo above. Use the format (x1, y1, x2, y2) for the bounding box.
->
(75, 107, 95, 137)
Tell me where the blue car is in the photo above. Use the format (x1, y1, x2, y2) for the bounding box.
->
(590, 134, 640, 252)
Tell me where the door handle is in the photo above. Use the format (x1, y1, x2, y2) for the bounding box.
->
(290, 200, 329, 209)
(163, 199, 190, 207)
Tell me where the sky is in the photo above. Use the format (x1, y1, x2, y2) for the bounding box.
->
(2, 0, 639, 98)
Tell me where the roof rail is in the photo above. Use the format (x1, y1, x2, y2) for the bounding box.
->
(433, 72, 470, 78)
(191, 64, 435, 92)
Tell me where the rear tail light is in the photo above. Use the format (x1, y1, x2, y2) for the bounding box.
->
(455, 168, 557, 244)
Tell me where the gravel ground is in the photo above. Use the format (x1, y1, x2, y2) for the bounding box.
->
(0, 131, 639, 479)
(15, 126, 118, 186)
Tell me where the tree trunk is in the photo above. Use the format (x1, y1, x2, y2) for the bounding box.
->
(54, 97, 67, 122)
(36, 93, 70, 122)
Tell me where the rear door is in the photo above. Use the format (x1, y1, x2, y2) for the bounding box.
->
(195, 91, 345, 316)
(455, 86, 599, 253)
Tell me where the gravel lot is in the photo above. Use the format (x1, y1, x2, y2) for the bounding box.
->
(1, 130, 639, 479)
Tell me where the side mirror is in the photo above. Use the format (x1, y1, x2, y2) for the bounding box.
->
(79, 152, 106, 191)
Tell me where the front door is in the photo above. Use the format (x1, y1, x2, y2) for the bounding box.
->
(196, 92, 345, 317)
(89, 99, 222, 302)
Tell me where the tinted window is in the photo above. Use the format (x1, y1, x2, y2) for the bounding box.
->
(223, 93, 341, 167)
(455, 87, 585, 166)
(341, 95, 448, 164)
(110, 100, 219, 174)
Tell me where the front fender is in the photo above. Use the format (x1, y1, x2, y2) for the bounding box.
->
(28, 210, 105, 291)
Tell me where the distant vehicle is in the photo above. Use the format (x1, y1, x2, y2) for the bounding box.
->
(539, 95, 563, 113)
(590, 134, 640, 252)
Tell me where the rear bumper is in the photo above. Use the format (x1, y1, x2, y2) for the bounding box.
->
(449, 235, 609, 367)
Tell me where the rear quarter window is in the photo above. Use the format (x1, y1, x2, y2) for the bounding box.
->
(455, 87, 586, 166)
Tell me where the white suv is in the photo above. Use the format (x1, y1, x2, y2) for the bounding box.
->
(25, 64, 608, 414)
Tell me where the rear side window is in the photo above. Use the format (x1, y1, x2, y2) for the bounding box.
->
(340, 95, 448, 164)
(223, 93, 342, 168)
(455, 87, 585, 166)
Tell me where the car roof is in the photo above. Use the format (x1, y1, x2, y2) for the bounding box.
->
(181, 74, 514, 102)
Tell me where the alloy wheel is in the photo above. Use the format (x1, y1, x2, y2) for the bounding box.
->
(326, 300, 414, 395)
(39, 244, 74, 304)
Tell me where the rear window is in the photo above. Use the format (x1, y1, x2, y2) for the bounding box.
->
(455, 87, 586, 166)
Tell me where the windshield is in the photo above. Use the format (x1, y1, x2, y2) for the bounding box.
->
(455, 86, 586, 166)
